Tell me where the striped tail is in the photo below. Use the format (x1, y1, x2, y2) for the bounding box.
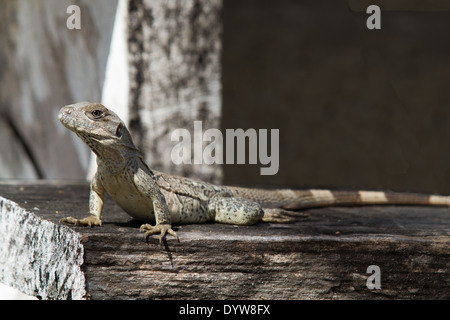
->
(228, 187, 450, 210)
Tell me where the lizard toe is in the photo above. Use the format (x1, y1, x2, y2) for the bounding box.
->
(140, 223, 179, 243)
(262, 208, 308, 223)
(60, 216, 102, 227)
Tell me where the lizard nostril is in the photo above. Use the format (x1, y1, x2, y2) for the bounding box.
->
(59, 106, 73, 121)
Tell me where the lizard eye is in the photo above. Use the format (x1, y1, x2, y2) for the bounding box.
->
(115, 122, 123, 137)
(91, 110, 104, 119)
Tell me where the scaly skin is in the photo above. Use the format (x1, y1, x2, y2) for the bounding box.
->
(58, 102, 450, 242)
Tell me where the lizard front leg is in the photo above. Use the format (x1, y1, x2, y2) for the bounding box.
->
(133, 166, 178, 243)
(140, 198, 179, 243)
(60, 172, 104, 227)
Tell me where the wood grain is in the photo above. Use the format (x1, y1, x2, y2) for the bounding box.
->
(0, 182, 449, 299)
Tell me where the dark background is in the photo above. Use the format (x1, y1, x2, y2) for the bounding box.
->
(221, 0, 450, 194)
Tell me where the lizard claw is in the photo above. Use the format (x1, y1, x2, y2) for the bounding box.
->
(60, 215, 102, 227)
(140, 223, 179, 243)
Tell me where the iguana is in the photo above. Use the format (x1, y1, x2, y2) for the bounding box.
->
(58, 102, 450, 242)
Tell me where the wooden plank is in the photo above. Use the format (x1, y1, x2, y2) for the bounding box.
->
(0, 182, 449, 299)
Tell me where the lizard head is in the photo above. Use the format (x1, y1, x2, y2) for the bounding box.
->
(59, 102, 139, 158)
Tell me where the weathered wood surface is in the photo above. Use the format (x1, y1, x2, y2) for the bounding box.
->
(0, 181, 449, 300)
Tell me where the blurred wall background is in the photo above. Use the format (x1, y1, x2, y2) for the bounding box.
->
(222, 0, 450, 194)
(0, 0, 118, 179)
(0, 0, 449, 196)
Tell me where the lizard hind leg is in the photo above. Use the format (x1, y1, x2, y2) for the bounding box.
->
(208, 197, 264, 226)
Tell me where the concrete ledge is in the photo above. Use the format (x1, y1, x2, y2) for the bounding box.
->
(0, 195, 85, 299)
